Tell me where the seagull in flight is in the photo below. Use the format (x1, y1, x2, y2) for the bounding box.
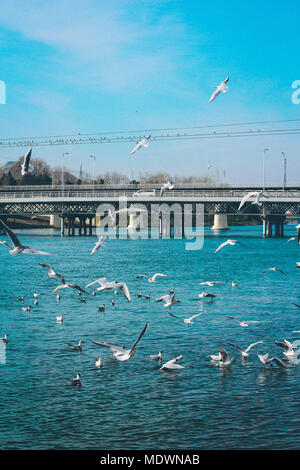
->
(148, 273, 167, 283)
(160, 181, 174, 197)
(287, 237, 297, 243)
(208, 76, 229, 103)
(21, 147, 34, 176)
(50, 275, 87, 295)
(155, 293, 180, 307)
(225, 341, 263, 358)
(90, 235, 106, 255)
(212, 347, 234, 367)
(198, 292, 216, 300)
(238, 191, 268, 211)
(160, 355, 185, 371)
(261, 267, 286, 275)
(39, 263, 64, 279)
(91, 322, 149, 361)
(214, 239, 245, 254)
(258, 353, 288, 368)
(275, 339, 296, 358)
(226, 316, 260, 328)
(196, 281, 223, 287)
(130, 134, 151, 155)
(167, 311, 202, 324)
(85, 277, 131, 301)
(0, 219, 53, 255)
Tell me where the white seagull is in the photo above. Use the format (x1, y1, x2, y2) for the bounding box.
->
(39, 263, 64, 279)
(148, 273, 167, 283)
(261, 267, 286, 275)
(258, 353, 288, 368)
(225, 340, 263, 358)
(91, 322, 149, 361)
(56, 315, 63, 323)
(198, 292, 216, 300)
(69, 340, 83, 352)
(160, 355, 185, 371)
(238, 191, 268, 211)
(0, 219, 53, 255)
(160, 181, 174, 197)
(85, 277, 131, 301)
(167, 311, 202, 324)
(214, 239, 245, 254)
(287, 237, 296, 243)
(155, 293, 180, 307)
(95, 357, 102, 368)
(197, 281, 223, 287)
(67, 373, 81, 386)
(50, 276, 87, 295)
(212, 347, 235, 367)
(90, 235, 106, 255)
(208, 77, 229, 103)
(0, 334, 8, 344)
(149, 350, 163, 361)
(130, 134, 151, 155)
(21, 147, 34, 176)
(226, 316, 260, 328)
(275, 339, 296, 358)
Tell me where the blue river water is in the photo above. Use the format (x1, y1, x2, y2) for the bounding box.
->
(0, 224, 300, 450)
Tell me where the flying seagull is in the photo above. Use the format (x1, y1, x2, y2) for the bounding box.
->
(160, 181, 174, 197)
(212, 347, 235, 367)
(214, 239, 245, 254)
(258, 353, 288, 368)
(198, 292, 216, 300)
(155, 293, 180, 307)
(21, 147, 34, 176)
(90, 235, 106, 255)
(261, 267, 286, 275)
(287, 237, 296, 243)
(39, 263, 64, 279)
(225, 341, 263, 358)
(208, 77, 229, 103)
(167, 311, 202, 324)
(160, 355, 185, 371)
(275, 339, 296, 357)
(238, 191, 268, 211)
(130, 134, 151, 155)
(148, 273, 167, 283)
(196, 281, 223, 287)
(91, 322, 149, 361)
(50, 276, 87, 295)
(85, 277, 131, 301)
(0, 219, 53, 255)
(226, 316, 260, 328)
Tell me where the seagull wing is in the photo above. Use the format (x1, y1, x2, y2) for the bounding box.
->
(152, 273, 167, 281)
(225, 341, 243, 352)
(238, 192, 259, 211)
(114, 282, 131, 301)
(275, 341, 289, 351)
(245, 341, 263, 353)
(0, 240, 13, 249)
(91, 340, 126, 353)
(0, 219, 21, 248)
(69, 284, 87, 293)
(22, 248, 52, 255)
(273, 357, 289, 368)
(214, 241, 229, 253)
(208, 89, 220, 103)
(130, 322, 149, 351)
(188, 313, 203, 321)
(23, 147, 32, 172)
(155, 294, 170, 302)
(85, 277, 108, 289)
(167, 311, 182, 319)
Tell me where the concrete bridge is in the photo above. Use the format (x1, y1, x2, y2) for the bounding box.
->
(0, 184, 299, 238)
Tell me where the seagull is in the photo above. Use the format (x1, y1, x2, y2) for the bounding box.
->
(86, 277, 131, 301)
(212, 347, 235, 367)
(21, 147, 34, 176)
(91, 322, 149, 361)
(97, 304, 105, 312)
(225, 341, 263, 358)
(90, 235, 106, 255)
(208, 76, 229, 103)
(91, 291, 97, 297)
(160, 355, 184, 371)
(0, 334, 8, 344)
(130, 134, 151, 155)
(149, 350, 163, 361)
(0, 240, 12, 250)
(155, 293, 179, 307)
(21, 306, 31, 312)
(210, 351, 222, 362)
(136, 292, 143, 298)
(160, 181, 174, 197)
(226, 316, 260, 327)
(95, 357, 102, 368)
(258, 354, 288, 368)
(167, 311, 202, 324)
(16, 296, 24, 302)
(50, 276, 87, 295)
(56, 315, 63, 323)
(232, 282, 239, 287)
(33, 292, 40, 298)
(214, 239, 245, 254)
(287, 237, 297, 243)
(196, 281, 222, 287)
(39, 263, 64, 280)
(148, 273, 167, 283)
(261, 267, 286, 275)
(143, 294, 151, 300)
(136, 275, 147, 279)
(34, 299, 38, 306)
(238, 191, 268, 211)
(69, 340, 83, 352)
(56, 294, 61, 301)
(297, 262, 300, 269)
(67, 373, 81, 386)
(111, 300, 115, 306)
(275, 339, 296, 357)
(198, 292, 216, 300)
(0, 219, 53, 255)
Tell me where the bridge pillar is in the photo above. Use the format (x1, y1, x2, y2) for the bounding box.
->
(212, 213, 229, 231)
(50, 214, 61, 228)
(262, 215, 285, 237)
(61, 217, 65, 237)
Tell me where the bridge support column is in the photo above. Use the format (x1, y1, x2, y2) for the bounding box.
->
(50, 214, 61, 228)
(262, 215, 285, 237)
(88, 216, 93, 236)
(61, 217, 65, 237)
(212, 213, 229, 231)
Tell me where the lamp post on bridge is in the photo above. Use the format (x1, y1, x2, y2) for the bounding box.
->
(282, 151, 287, 192)
(90, 155, 96, 196)
(62, 152, 69, 198)
(263, 148, 269, 192)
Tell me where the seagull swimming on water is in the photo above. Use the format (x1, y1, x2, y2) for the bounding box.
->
(208, 77, 229, 103)
(149, 350, 163, 361)
(91, 322, 149, 361)
(67, 373, 81, 386)
(225, 340, 263, 358)
(69, 340, 83, 352)
(212, 347, 235, 368)
(160, 355, 185, 371)
(130, 134, 151, 155)
(21, 147, 34, 176)
(85, 277, 131, 301)
(0, 219, 53, 255)
(214, 239, 245, 254)
(0, 334, 8, 344)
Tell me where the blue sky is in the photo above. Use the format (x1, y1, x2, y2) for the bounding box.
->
(0, 0, 299, 183)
